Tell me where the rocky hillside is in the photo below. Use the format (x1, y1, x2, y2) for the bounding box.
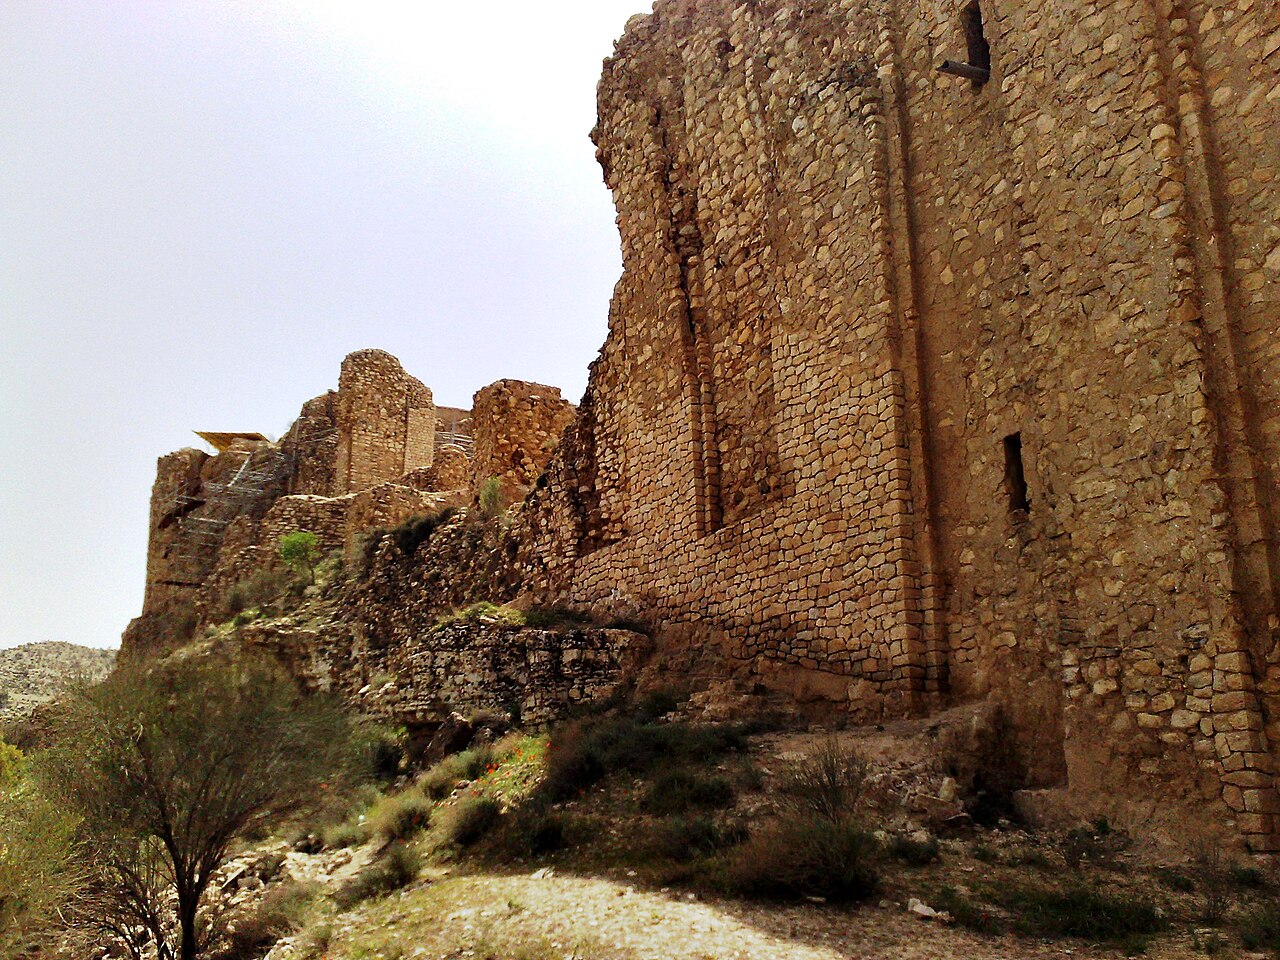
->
(0, 642, 116, 723)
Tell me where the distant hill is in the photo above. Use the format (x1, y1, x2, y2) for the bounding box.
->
(0, 642, 116, 724)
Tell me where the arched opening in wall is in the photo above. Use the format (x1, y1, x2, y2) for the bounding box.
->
(963, 2, 992, 88)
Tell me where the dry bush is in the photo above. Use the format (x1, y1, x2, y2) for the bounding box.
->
(334, 843, 421, 907)
(437, 796, 501, 849)
(720, 816, 879, 903)
(365, 787, 433, 845)
(777, 737, 867, 825)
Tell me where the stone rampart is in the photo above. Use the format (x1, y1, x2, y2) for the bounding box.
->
(505, 0, 1280, 849)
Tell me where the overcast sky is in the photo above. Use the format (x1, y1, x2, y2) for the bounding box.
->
(0, 1, 647, 650)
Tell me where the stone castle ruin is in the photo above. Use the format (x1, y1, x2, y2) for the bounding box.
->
(122, 349, 574, 657)
(125, 0, 1280, 850)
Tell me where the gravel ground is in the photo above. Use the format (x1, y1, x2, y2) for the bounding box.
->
(300, 868, 1218, 960)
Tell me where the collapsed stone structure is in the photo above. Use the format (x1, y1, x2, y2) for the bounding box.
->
(122, 350, 572, 658)
(124, 0, 1280, 850)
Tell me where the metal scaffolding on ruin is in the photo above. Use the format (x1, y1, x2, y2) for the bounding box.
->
(435, 430, 475, 455)
(171, 445, 290, 579)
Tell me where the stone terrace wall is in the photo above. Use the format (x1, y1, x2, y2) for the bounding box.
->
(509, 0, 1280, 848)
(335, 349, 436, 495)
(241, 617, 642, 728)
(259, 496, 349, 556)
(471, 380, 576, 497)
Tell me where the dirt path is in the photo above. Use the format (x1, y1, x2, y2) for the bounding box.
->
(295, 868, 1213, 960)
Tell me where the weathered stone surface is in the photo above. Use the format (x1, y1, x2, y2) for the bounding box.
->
(121, 351, 571, 660)
(498, 0, 1280, 848)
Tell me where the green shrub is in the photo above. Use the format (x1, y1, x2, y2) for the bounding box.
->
(334, 843, 421, 907)
(1008, 847, 1053, 869)
(1195, 844, 1238, 924)
(720, 816, 879, 903)
(278, 531, 321, 584)
(224, 567, 294, 620)
(933, 885, 1002, 934)
(437, 796, 501, 848)
(1155, 867, 1195, 893)
(366, 787, 433, 844)
(478, 476, 503, 518)
(225, 585, 249, 617)
(972, 844, 1000, 864)
(523, 606, 592, 630)
(541, 718, 748, 803)
(1232, 864, 1268, 889)
(640, 770, 735, 816)
(649, 816, 746, 862)
(998, 883, 1167, 945)
(1062, 818, 1129, 870)
(0, 741, 85, 957)
(322, 817, 370, 849)
(1239, 902, 1280, 951)
(495, 801, 569, 859)
(389, 509, 456, 557)
(291, 923, 334, 960)
(419, 746, 494, 800)
(888, 834, 941, 866)
(358, 724, 404, 784)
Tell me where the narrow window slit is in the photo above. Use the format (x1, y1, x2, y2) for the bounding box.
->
(1004, 433, 1030, 516)
(964, 2, 992, 83)
(937, 2, 992, 87)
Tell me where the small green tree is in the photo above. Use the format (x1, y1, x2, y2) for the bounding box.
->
(278, 530, 321, 584)
(0, 739, 85, 959)
(478, 476, 503, 519)
(37, 655, 357, 960)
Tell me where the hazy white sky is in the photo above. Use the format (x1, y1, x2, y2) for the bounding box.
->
(0, 0, 647, 649)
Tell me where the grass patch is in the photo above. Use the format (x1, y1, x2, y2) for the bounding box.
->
(523, 606, 592, 630)
(888, 834, 940, 866)
(718, 816, 879, 904)
(334, 843, 421, 907)
(366, 786, 433, 844)
(541, 717, 748, 802)
(998, 882, 1166, 947)
(434, 601, 526, 629)
(639, 769, 735, 816)
(419, 746, 495, 799)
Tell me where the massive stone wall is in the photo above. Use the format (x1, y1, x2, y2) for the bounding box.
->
(508, 0, 1280, 848)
